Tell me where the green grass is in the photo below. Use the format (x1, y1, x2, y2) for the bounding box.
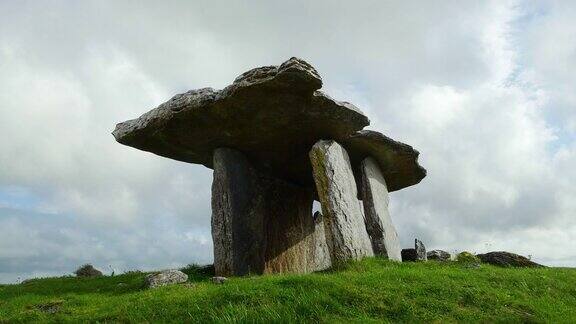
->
(1, 258, 575, 323)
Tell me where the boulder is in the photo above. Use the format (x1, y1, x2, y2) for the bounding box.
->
(477, 251, 543, 268)
(401, 248, 417, 262)
(427, 250, 451, 261)
(145, 270, 188, 288)
(415, 239, 427, 261)
(360, 157, 402, 261)
(113, 58, 425, 193)
(74, 264, 103, 278)
(310, 140, 374, 262)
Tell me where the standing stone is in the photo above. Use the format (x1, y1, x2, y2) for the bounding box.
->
(415, 239, 427, 261)
(309, 140, 374, 263)
(360, 157, 402, 261)
(212, 148, 265, 276)
(212, 147, 325, 276)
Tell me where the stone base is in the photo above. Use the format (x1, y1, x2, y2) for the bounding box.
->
(212, 148, 330, 276)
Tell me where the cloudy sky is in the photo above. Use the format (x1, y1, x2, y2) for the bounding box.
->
(1, 0, 575, 283)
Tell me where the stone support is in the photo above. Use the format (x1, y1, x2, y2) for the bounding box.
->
(309, 140, 374, 263)
(212, 147, 329, 276)
(360, 157, 402, 261)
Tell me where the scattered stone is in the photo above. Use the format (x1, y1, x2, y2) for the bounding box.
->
(477, 251, 543, 268)
(360, 157, 402, 261)
(310, 140, 374, 263)
(427, 250, 451, 261)
(401, 248, 417, 262)
(74, 264, 103, 278)
(415, 239, 427, 261)
(212, 276, 228, 284)
(145, 270, 188, 288)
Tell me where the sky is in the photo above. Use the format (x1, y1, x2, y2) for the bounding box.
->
(0, 0, 575, 283)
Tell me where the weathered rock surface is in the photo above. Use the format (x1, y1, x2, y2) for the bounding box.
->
(145, 270, 188, 288)
(113, 58, 425, 192)
(212, 147, 328, 276)
(401, 249, 417, 262)
(360, 157, 402, 261)
(427, 250, 451, 261)
(477, 251, 543, 268)
(312, 211, 332, 270)
(310, 140, 374, 263)
(415, 239, 427, 261)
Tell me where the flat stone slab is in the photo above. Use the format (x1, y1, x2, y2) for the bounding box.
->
(113, 58, 425, 192)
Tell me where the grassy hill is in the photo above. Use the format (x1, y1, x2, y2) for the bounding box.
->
(1, 258, 575, 323)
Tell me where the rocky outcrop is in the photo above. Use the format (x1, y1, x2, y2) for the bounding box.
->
(477, 251, 543, 268)
(427, 250, 451, 261)
(310, 140, 374, 263)
(145, 270, 188, 288)
(360, 157, 402, 261)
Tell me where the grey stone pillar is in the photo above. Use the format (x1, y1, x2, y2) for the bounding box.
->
(212, 147, 329, 276)
(309, 140, 374, 263)
(212, 148, 265, 276)
(360, 157, 402, 261)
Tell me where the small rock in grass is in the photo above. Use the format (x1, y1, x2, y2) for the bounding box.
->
(212, 276, 228, 284)
(145, 269, 188, 288)
(427, 250, 451, 261)
(415, 239, 427, 261)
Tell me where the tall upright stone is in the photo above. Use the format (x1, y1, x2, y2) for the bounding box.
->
(212, 148, 265, 276)
(360, 157, 402, 261)
(212, 147, 325, 276)
(309, 140, 374, 263)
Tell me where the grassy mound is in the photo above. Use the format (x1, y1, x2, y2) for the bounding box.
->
(1, 258, 575, 322)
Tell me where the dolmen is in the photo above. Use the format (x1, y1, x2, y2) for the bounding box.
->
(113, 58, 426, 276)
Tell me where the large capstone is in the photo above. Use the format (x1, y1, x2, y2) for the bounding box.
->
(212, 147, 326, 276)
(310, 140, 374, 263)
(113, 58, 425, 193)
(360, 157, 402, 261)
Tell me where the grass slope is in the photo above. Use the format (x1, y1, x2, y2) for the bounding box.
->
(1, 258, 575, 323)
